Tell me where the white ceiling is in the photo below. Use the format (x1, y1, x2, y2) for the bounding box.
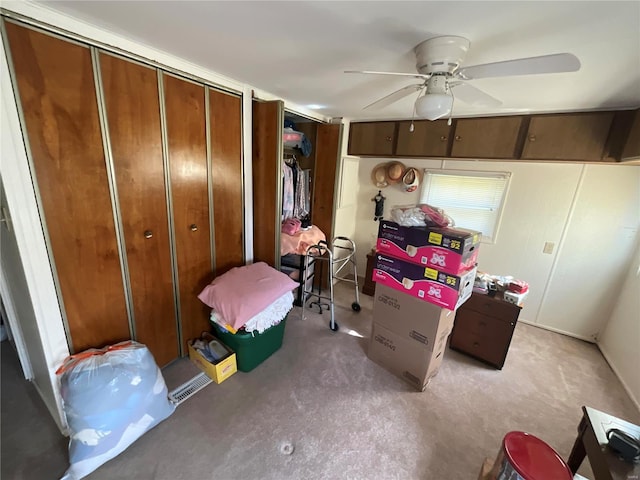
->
(34, 1, 640, 121)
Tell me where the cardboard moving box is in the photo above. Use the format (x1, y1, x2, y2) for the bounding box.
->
(373, 252, 476, 310)
(368, 284, 455, 391)
(368, 321, 450, 391)
(377, 221, 480, 275)
(373, 283, 455, 351)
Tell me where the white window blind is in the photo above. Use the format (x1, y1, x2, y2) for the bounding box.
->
(419, 170, 511, 243)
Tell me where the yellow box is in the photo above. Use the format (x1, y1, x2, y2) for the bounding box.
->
(188, 337, 237, 384)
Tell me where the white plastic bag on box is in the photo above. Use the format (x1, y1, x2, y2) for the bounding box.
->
(57, 341, 175, 480)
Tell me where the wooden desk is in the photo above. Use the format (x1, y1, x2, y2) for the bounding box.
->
(567, 406, 640, 480)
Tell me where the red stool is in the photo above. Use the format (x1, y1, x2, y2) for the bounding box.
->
(491, 431, 573, 480)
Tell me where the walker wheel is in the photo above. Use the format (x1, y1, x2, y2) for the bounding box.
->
(329, 321, 339, 332)
(351, 302, 361, 312)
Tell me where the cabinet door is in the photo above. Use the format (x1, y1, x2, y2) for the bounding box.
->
(451, 117, 523, 159)
(621, 110, 640, 160)
(101, 54, 179, 366)
(163, 74, 211, 352)
(396, 120, 452, 157)
(252, 100, 284, 268)
(348, 122, 396, 156)
(210, 89, 244, 275)
(522, 113, 614, 161)
(5, 23, 130, 352)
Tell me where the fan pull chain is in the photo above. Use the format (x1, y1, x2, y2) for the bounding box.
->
(410, 87, 424, 133)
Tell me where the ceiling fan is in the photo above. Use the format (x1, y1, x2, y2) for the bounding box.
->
(345, 36, 581, 121)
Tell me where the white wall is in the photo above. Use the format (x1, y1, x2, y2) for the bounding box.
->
(538, 165, 640, 339)
(352, 157, 640, 340)
(598, 239, 640, 409)
(333, 156, 359, 241)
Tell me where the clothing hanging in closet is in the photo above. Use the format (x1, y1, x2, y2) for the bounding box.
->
(282, 160, 294, 220)
(282, 156, 311, 221)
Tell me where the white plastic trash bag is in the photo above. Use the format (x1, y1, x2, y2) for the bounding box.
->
(57, 341, 175, 480)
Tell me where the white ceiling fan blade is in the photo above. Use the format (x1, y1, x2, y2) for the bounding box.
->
(345, 70, 430, 80)
(457, 53, 580, 80)
(364, 84, 424, 110)
(450, 82, 502, 107)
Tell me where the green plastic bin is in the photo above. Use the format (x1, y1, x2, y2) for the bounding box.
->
(213, 316, 287, 372)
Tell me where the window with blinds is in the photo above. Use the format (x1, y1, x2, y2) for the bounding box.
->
(419, 170, 511, 243)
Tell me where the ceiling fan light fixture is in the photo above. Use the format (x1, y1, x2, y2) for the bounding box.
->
(415, 92, 453, 121)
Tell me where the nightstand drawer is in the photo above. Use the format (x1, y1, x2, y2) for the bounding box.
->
(453, 310, 515, 342)
(450, 330, 508, 368)
(463, 293, 520, 321)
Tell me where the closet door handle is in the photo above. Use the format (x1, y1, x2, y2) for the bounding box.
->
(440, 135, 447, 141)
(144, 230, 153, 239)
(455, 135, 462, 141)
(528, 134, 537, 142)
(190, 224, 198, 232)
(385, 136, 392, 142)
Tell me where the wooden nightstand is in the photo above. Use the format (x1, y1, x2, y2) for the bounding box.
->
(449, 292, 521, 369)
(362, 250, 376, 296)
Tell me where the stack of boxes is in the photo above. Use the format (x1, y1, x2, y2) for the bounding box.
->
(368, 220, 481, 390)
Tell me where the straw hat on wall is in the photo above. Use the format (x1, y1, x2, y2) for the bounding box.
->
(386, 161, 406, 184)
(371, 163, 389, 188)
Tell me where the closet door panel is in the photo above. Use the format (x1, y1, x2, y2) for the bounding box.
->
(313, 123, 342, 287)
(313, 124, 341, 241)
(164, 74, 211, 351)
(100, 54, 178, 366)
(210, 89, 244, 275)
(252, 100, 283, 267)
(5, 23, 130, 351)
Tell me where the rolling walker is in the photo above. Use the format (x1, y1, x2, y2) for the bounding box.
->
(302, 236, 361, 331)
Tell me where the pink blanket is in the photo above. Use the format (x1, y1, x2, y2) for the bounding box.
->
(280, 225, 326, 255)
(198, 262, 298, 330)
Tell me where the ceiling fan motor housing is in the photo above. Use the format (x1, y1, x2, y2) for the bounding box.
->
(415, 35, 470, 75)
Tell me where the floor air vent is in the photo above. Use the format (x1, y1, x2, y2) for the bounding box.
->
(168, 372, 212, 405)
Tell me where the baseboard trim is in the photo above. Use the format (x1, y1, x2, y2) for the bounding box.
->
(518, 319, 596, 343)
(597, 343, 640, 412)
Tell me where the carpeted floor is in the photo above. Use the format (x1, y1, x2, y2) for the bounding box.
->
(2, 283, 639, 479)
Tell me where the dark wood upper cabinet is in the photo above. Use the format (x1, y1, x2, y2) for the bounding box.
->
(395, 120, 452, 157)
(451, 116, 523, 159)
(621, 110, 640, 161)
(348, 121, 396, 156)
(521, 112, 614, 161)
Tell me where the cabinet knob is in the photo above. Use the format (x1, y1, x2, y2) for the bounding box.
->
(144, 230, 153, 239)
(510, 322, 515, 327)
(455, 135, 462, 141)
(528, 134, 537, 142)
(440, 135, 447, 141)
(190, 224, 198, 232)
(385, 136, 392, 142)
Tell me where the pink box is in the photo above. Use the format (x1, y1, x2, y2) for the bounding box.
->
(372, 252, 476, 310)
(376, 221, 480, 275)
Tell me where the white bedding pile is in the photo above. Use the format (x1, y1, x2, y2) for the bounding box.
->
(210, 291, 294, 334)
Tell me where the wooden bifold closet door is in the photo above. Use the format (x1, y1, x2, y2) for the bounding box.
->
(252, 100, 284, 268)
(100, 54, 179, 366)
(7, 21, 245, 366)
(210, 89, 244, 275)
(163, 73, 211, 351)
(4, 23, 131, 352)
